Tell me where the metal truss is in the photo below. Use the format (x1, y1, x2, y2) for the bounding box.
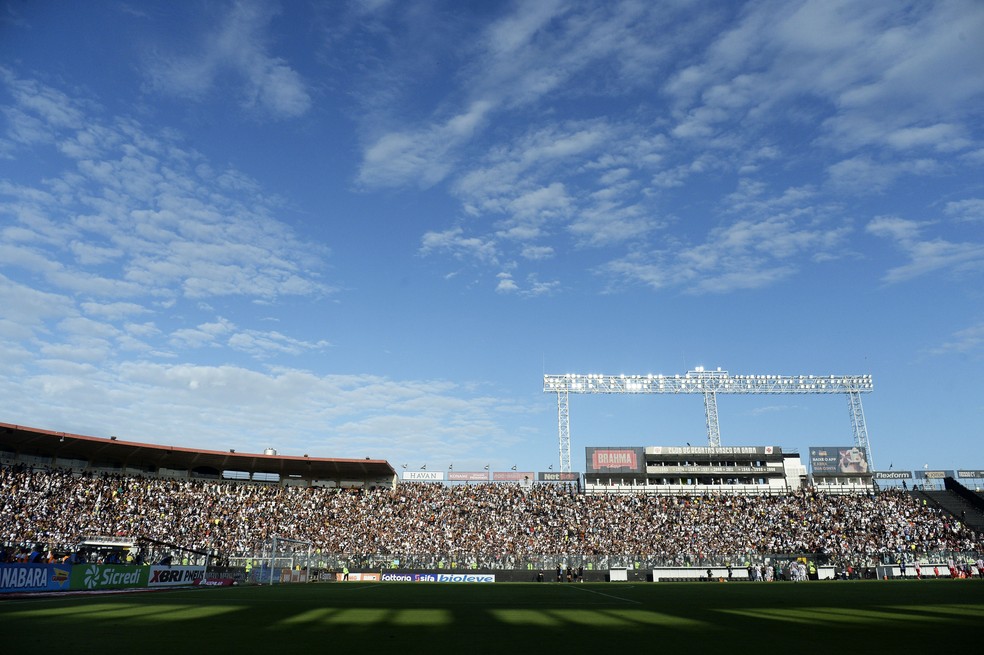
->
(544, 369, 874, 472)
(556, 391, 570, 473)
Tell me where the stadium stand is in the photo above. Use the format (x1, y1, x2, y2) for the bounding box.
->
(2, 463, 981, 571)
(2, 422, 982, 579)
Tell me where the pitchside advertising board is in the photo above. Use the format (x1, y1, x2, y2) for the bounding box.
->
(809, 446, 870, 475)
(0, 564, 72, 593)
(0, 564, 209, 594)
(585, 447, 646, 475)
(380, 573, 495, 583)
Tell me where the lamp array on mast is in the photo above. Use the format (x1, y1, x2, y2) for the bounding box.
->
(544, 368, 874, 473)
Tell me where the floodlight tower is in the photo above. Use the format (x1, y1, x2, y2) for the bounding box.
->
(543, 368, 874, 473)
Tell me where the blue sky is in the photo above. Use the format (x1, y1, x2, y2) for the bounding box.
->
(1, 0, 982, 475)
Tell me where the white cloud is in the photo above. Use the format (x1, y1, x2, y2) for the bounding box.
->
(601, 193, 850, 294)
(930, 322, 984, 355)
(0, 360, 526, 460)
(520, 245, 554, 260)
(227, 330, 331, 358)
(495, 272, 518, 294)
(866, 215, 984, 283)
(0, 72, 329, 305)
(170, 318, 236, 349)
(357, 100, 494, 189)
(662, 0, 984, 160)
(144, 0, 311, 119)
(419, 227, 498, 264)
(945, 199, 984, 223)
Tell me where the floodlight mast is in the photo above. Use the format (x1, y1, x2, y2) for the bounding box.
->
(543, 369, 874, 474)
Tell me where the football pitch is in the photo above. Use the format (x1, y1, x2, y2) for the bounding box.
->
(3, 580, 983, 652)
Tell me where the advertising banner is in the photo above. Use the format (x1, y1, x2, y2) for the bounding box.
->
(195, 578, 236, 587)
(648, 446, 779, 456)
(69, 564, 149, 591)
(809, 446, 869, 475)
(492, 471, 534, 481)
(147, 566, 206, 587)
(654, 465, 762, 474)
(585, 447, 645, 474)
(537, 472, 580, 482)
(402, 471, 444, 481)
(957, 470, 984, 479)
(914, 470, 955, 480)
(447, 471, 489, 481)
(0, 564, 72, 593)
(380, 572, 495, 583)
(873, 471, 913, 480)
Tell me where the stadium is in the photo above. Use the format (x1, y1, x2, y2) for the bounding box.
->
(3, 370, 984, 650)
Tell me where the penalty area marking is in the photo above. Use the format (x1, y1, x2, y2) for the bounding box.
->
(563, 584, 641, 605)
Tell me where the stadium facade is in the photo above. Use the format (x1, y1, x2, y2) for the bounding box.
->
(584, 445, 872, 495)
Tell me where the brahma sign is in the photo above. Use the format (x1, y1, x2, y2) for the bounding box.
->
(585, 447, 645, 474)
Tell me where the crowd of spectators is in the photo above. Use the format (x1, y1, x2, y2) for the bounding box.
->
(1, 462, 980, 569)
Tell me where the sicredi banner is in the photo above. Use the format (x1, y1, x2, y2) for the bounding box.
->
(69, 564, 150, 591)
(0, 564, 72, 593)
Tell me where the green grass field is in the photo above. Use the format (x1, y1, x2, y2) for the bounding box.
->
(3, 580, 983, 653)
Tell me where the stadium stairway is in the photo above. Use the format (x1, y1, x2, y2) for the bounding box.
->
(910, 478, 984, 535)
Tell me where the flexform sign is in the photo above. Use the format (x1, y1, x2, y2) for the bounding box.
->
(873, 471, 913, 480)
(586, 447, 645, 474)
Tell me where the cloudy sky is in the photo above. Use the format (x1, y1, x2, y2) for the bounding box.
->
(1, 0, 982, 476)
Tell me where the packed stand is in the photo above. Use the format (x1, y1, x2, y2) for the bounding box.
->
(1, 462, 980, 568)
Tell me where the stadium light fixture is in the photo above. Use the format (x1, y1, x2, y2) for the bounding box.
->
(544, 368, 875, 472)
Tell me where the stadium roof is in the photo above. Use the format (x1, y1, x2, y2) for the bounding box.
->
(0, 421, 396, 482)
